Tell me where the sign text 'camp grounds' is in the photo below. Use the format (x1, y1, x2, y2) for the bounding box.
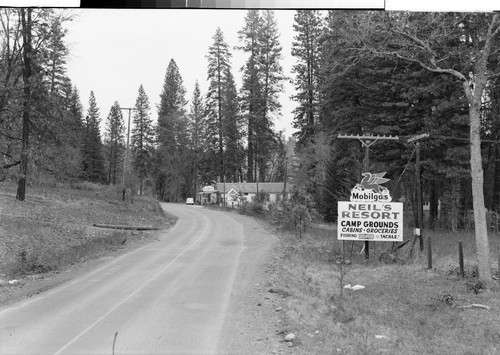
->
(338, 172, 403, 242)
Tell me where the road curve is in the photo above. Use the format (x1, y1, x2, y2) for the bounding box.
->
(0, 204, 266, 354)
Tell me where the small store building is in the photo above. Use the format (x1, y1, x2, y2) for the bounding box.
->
(198, 185, 219, 205)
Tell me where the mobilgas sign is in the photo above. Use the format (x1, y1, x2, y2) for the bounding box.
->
(337, 172, 403, 241)
(350, 172, 391, 202)
(337, 201, 403, 241)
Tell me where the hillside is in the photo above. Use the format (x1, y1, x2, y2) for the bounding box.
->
(0, 182, 175, 305)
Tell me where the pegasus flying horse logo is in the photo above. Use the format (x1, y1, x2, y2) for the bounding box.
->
(356, 172, 390, 193)
(351, 172, 392, 202)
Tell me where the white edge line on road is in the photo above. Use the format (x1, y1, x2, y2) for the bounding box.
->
(53, 211, 210, 355)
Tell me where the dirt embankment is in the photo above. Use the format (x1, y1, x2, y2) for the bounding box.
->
(0, 184, 176, 307)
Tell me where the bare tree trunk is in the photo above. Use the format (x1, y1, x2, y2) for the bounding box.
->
(16, 8, 32, 202)
(462, 22, 495, 283)
(247, 114, 254, 182)
(469, 99, 492, 283)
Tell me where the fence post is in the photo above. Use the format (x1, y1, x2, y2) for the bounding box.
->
(427, 235, 432, 269)
(497, 245, 500, 278)
(458, 241, 464, 278)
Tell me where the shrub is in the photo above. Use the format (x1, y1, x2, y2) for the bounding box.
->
(73, 181, 105, 191)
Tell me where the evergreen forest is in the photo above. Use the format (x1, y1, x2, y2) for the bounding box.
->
(1, 9, 499, 234)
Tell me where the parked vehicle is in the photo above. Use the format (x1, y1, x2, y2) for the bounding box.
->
(186, 197, 194, 205)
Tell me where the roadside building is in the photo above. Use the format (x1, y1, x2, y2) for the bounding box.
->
(215, 182, 292, 205)
(198, 185, 219, 205)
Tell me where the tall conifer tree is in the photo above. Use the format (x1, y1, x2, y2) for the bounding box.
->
(155, 59, 188, 201)
(221, 67, 244, 182)
(188, 81, 206, 195)
(105, 101, 125, 185)
(291, 10, 323, 145)
(82, 90, 105, 183)
(131, 84, 154, 195)
(239, 10, 264, 182)
(238, 10, 284, 182)
(206, 27, 232, 182)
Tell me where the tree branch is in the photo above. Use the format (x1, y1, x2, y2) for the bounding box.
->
(369, 47, 468, 82)
(390, 28, 438, 61)
(3, 160, 20, 169)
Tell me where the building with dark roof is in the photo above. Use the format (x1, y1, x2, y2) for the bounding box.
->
(215, 182, 292, 204)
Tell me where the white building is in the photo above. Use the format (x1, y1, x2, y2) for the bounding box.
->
(215, 182, 292, 205)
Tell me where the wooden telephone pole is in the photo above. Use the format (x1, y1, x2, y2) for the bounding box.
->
(120, 107, 136, 201)
(407, 133, 429, 254)
(338, 134, 400, 260)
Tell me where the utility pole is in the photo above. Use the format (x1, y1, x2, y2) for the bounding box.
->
(407, 133, 429, 253)
(283, 157, 288, 201)
(338, 134, 400, 260)
(120, 107, 136, 201)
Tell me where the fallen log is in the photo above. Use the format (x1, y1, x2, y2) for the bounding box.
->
(93, 224, 159, 231)
(463, 304, 490, 310)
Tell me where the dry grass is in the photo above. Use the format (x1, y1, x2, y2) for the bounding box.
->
(0, 182, 173, 278)
(271, 223, 500, 354)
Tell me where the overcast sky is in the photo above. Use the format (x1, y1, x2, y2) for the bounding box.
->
(59, 0, 498, 138)
(64, 10, 299, 136)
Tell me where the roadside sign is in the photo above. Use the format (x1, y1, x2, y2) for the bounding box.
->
(337, 201, 403, 241)
(338, 171, 403, 241)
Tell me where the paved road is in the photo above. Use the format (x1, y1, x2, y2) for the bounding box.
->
(0, 204, 260, 354)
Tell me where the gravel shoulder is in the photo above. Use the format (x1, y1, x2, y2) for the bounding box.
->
(218, 212, 293, 355)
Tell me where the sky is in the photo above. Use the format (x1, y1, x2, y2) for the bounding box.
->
(7, 0, 490, 140)
(64, 10, 299, 136)
(60, 0, 498, 139)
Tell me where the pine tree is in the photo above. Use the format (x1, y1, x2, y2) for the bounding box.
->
(63, 86, 85, 184)
(36, 12, 81, 184)
(221, 67, 244, 182)
(188, 81, 205, 151)
(155, 59, 188, 201)
(43, 14, 70, 96)
(206, 27, 232, 182)
(238, 10, 284, 182)
(257, 10, 284, 181)
(188, 81, 206, 195)
(131, 84, 154, 195)
(0, 9, 78, 188)
(259, 10, 284, 120)
(44, 83, 84, 184)
(239, 10, 264, 182)
(82, 91, 105, 183)
(291, 10, 323, 145)
(105, 101, 125, 185)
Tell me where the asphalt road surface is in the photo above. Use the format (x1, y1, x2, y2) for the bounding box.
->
(0, 204, 271, 354)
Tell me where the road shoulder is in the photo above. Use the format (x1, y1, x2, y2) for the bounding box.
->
(217, 212, 290, 354)
(0, 228, 171, 309)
